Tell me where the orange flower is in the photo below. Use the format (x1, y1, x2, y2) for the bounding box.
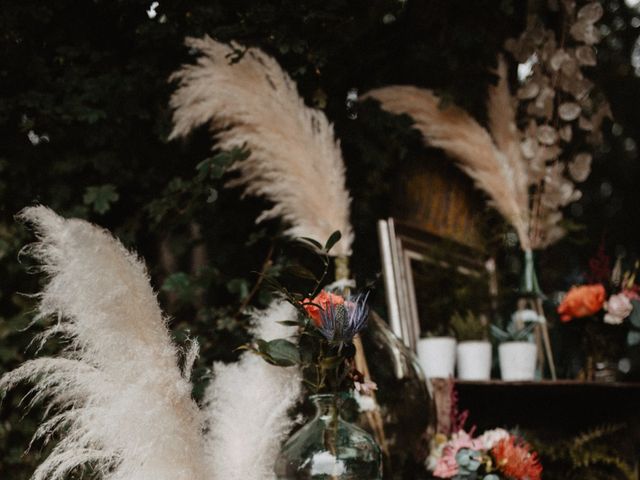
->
(492, 436, 542, 480)
(557, 284, 606, 322)
(303, 290, 345, 326)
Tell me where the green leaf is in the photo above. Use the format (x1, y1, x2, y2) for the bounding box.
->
(319, 355, 343, 369)
(324, 230, 342, 252)
(262, 339, 300, 366)
(297, 237, 323, 250)
(284, 264, 318, 281)
(83, 184, 119, 214)
(227, 278, 249, 300)
(161, 272, 194, 302)
(255, 339, 269, 352)
(277, 320, 303, 327)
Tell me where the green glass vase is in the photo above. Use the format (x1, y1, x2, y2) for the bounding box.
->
(274, 394, 383, 479)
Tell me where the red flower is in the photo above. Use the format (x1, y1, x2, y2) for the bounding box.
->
(557, 284, 606, 322)
(492, 436, 542, 480)
(302, 290, 345, 327)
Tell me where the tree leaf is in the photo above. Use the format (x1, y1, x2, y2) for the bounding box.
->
(83, 184, 119, 214)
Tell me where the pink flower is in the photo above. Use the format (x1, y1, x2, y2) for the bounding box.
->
(604, 293, 633, 325)
(433, 430, 476, 478)
(354, 379, 377, 395)
(623, 288, 640, 301)
(433, 453, 459, 478)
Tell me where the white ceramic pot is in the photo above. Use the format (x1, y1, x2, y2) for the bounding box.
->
(416, 337, 457, 379)
(498, 342, 537, 381)
(456, 341, 492, 380)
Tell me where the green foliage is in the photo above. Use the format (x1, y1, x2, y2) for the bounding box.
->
(83, 184, 119, 214)
(253, 338, 301, 367)
(450, 310, 489, 342)
(490, 321, 536, 343)
(529, 424, 636, 480)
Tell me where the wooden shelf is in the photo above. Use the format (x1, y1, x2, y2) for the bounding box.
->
(454, 379, 640, 388)
(449, 379, 640, 433)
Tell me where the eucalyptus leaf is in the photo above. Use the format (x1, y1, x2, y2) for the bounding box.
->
(629, 300, 640, 328)
(627, 330, 640, 347)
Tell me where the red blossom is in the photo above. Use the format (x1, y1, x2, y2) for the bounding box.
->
(491, 436, 542, 480)
(557, 284, 606, 322)
(302, 290, 345, 326)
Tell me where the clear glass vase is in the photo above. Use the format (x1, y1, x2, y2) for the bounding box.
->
(357, 313, 431, 478)
(274, 394, 383, 479)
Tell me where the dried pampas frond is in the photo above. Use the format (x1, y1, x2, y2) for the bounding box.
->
(203, 300, 302, 480)
(363, 85, 531, 249)
(1, 206, 207, 480)
(170, 36, 353, 256)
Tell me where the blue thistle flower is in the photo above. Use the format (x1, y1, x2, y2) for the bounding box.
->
(316, 292, 370, 347)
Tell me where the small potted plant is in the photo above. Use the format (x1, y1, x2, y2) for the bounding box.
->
(451, 311, 492, 380)
(416, 325, 457, 379)
(491, 319, 537, 381)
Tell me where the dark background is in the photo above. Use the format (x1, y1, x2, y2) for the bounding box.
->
(1, 0, 639, 478)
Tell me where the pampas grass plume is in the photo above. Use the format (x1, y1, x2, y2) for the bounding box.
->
(203, 300, 302, 480)
(0, 206, 207, 480)
(169, 36, 353, 255)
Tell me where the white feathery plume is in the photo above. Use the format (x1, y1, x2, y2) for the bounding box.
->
(169, 36, 353, 256)
(202, 300, 302, 480)
(0, 206, 207, 480)
(363, 84, 531, 249)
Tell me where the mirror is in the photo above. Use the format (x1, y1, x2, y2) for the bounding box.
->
(377, 218, 497, 351)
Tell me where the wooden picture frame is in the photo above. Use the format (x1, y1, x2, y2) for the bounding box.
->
(377, 217, 497, 352)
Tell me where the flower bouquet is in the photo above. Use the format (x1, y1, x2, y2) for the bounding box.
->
(556, 251, 639, 380)
(428, 428, 542, 480)
(247, 233, 375, 396)
(247, 233, 383, 478)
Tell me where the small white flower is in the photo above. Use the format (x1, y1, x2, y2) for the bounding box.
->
(311, 451, 346, 475)
(353, 390, 377, 412)
(476, 428, 510, 450)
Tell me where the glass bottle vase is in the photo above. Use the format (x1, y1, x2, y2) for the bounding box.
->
(274, 394, 383, 479)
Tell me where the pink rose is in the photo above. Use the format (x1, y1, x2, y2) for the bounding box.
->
(604, 293, 633, 325)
